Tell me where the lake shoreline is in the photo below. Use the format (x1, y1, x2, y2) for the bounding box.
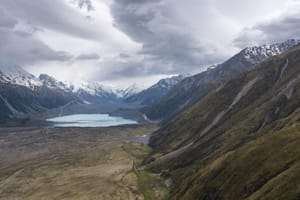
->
(0, 108, 154, 128)
(46, 114, 138, 128)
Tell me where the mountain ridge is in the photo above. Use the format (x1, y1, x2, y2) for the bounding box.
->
(144, 39, 300, 123)
(125, 74, 186, 106)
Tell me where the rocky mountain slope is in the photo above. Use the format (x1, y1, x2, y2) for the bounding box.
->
(0, 80, 76, 123)
(39, 74, 73, 92)
(0, 66, 86, 123)
(145, 39, 300, 122)
(145, 45, 300, 200)
(114, 84, 141, 99)
(125, 75, 186, 106)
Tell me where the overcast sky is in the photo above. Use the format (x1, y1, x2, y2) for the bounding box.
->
(0, 0, 300, 88)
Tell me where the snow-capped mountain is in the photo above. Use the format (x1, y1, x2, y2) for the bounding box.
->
(39, 74, 73, 92)
(150, 74, 187, 90)
(73, 81, 119, 103)
(0, 64, 42, 89)
(0, 64, 185, 104)
(124, 74, 187, 106)
(74, 81, 112, 96)
(0, 64, 140, 105)
(242, 39, 300, 63)
(113, 84, 142, 99)
(0, 64, 119, 99)
(0, 66, 123, 121)
(0, 66, 78, 122)
(0, 65, 75, 92)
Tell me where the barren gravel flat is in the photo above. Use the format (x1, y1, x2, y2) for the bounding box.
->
(0, 125, 157, 200)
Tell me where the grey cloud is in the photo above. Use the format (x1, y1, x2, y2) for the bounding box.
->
(119, 53, 131, 58)
(139, 32, 221, 69)
(110, 0, 227, 76)
(1, 0, 297, 86)
(0, 0, 89, 66)
(111, 0, 161, 43)
(0, 9, 17, 28)
(0, 0, 103, 41)
(234, 12, 300, 47)
(90, 60, 150, 81)
(0, 28, 72, 66)
(76, 53, 100, 60)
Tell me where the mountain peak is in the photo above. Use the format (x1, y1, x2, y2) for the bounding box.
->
(113, 83, 142, 98)
(39, 74, 72, 92)
(151, 74, 186, 90)
(242, 39, 300, 61)
(0, 64, 41, 89)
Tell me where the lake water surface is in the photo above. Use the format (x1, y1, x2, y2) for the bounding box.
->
(47, 114, 138, 128)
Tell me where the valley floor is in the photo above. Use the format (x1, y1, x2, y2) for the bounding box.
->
(0, 125, 166, 200)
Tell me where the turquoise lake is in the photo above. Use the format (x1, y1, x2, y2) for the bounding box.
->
(47, 114, 138, 128)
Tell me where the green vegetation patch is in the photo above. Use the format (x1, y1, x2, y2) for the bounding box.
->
(122, 142, 169, 200)
(135, 169, 169, 200)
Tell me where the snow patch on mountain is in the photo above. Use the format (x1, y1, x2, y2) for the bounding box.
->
(150, 74, 187, 90)
(243, 39, 300, 61)
(0, 64, 42, 89)
(74, 81, 114, 96)
(39, 74, 73, 92)
(113, 84, 143, 98)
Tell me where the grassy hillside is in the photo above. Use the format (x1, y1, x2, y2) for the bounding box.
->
(146, 46, 300, 199)
(172, 119, 300, 200)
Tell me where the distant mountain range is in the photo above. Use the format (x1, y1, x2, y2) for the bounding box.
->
(0, 64, 141, 100)
(0, 63, 184, 122)
(145, 39, 300, 122)
(0, 66, 76, 123)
